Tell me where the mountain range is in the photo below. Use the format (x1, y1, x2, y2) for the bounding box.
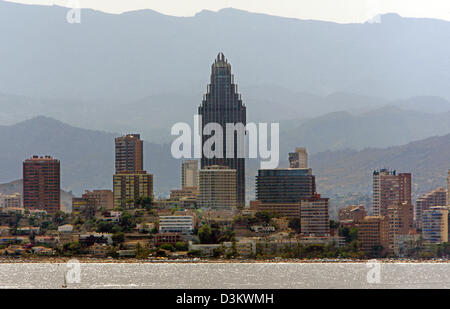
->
(1, 1, 450, 144)
(0, 116, 448, 203)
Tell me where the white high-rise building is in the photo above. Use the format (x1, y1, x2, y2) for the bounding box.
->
(182, 160, 199, 189)
(289, 147, 308, 169)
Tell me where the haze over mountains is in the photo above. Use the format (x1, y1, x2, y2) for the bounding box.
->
(1, 1, 450, 143)
(0, 116, 448, 202)
(0, 2, 449, 205)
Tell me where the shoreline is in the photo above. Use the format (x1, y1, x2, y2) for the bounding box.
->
(1, 257, 450, 264)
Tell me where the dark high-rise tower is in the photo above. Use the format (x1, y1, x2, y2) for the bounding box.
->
(199, 53, 246, 206)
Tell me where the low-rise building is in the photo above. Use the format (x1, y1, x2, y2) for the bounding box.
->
(159, 215, 194, 235)
(154, 233, 183, 246)
(338, 205, 367, 222)
(357, 216, 389, 255)
(0, 193, 22, 208)
(188, 241, 222, 256)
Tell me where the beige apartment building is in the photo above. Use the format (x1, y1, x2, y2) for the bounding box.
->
(357, 216, 389, 255)
(447, 170, 450, 206)
(82, 190, 114, 210)
(338, 205, 367, 222)
(373, 169, 412, 222)
(288, 147, 308, 169)
(170, 187, 199, 201)
(198, 165, 237, 209)
(415, 187, 447, 229)
(0, 193, 21, 208)
(387, 201, 414, 253)
(113, 171, 153, 209)
(250, 200, 301, 219)
(182, 160, 199, 189)
(300, 195, 330, 236)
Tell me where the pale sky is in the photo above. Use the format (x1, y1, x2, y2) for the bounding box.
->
(6, 0, 450, 23)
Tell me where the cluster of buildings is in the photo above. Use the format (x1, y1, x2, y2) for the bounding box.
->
(1, 53, 449, 259)
(339, 169, 450, 256)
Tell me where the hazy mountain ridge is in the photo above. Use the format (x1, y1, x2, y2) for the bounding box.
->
(0, 116, 448, 201)
(0, 179, 75, 209)
(311, 134, 450, 197)
(0, 116, 178, 196)
(1, 1, 449, 102)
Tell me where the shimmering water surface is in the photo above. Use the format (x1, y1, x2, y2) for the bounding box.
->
(1, 263, 450, 289)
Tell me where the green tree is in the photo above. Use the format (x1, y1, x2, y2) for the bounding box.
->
(112, 232, 125, 246)
(175, 242, 188, 251)
(288, 218, 301, 233)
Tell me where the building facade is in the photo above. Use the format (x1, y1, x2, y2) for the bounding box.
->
(300, 195, 330, 236)
(373, 169, 412, 221)
(115, 134, 143, 174)
(23, 156, 60, 214)
(181, 160, 199, 189)
(250, 200, 301, 219)
(338, 205, 367, 222)
(422, 207, 449, 245)
(387, 201, 414, 253)
(0, 193, 21, 208)
(198, 165, 237, 209)
(82, 190, 114, 210)
(447, 170, 450, 206)
(357, 216, 389, 255)
(113, 172, 153, 209)
(159, 215, 194, 235)
(198, 53, 246, 207)
(415, 187, 447, 229)
(289, 147, 308, 169)
(256, 168, 316, 203)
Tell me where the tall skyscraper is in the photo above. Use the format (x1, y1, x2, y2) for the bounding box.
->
(23, 156, 60, 214)
(289, 147, 308, 169)
(181, 160, 199, 189)
(114, 134, 153, 208)
(199, 53, 246, 206)
(415, 187, 447, 229)
(372, 169, 412, 220)
(198, 165, 237, 209)
(115, 134, 143, 173)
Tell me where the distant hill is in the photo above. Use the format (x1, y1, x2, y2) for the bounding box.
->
(280, 107, 450, 154)
(310, 134, 450, 197)
(0, 116, 178, 196)
(1, 2, 449, 102)
(0, 179, 75, 210)
(0, 116, 448, 203)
